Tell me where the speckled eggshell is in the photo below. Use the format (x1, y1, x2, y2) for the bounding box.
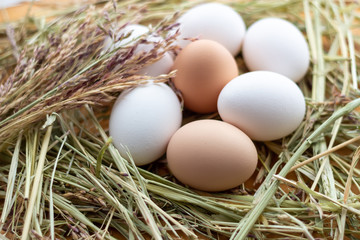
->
(218, 71, 306, 141)
(109, 82, 182, 166)
(242, 18, 310, 82)
(166, 119, 258, 192)
(172, 39, 239, 113)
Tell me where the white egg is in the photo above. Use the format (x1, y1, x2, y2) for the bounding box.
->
(109, 82, 182, 166)
(103, 24, 149, 51)
(104, 24, 174, 76)
(218, 71, 306, 141)
(174, 3, 246, 56)
(135, 40, 174, 77)
(242, 18, 310, 82)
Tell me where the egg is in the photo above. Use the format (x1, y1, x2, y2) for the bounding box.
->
(104, 24, 174, 76)
(104, 24, 149, 49)
(109, 82, 182, 166)
(218, 71, 306, 141)
(172, 39, 239, 113)
(166, 120, 258, 192)
(242, 18, 310, 82)
(174, 2, 246, 56)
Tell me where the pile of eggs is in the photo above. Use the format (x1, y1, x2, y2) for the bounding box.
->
(108, 3, 309, 192)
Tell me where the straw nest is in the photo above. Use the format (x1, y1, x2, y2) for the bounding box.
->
(0, 0, 359, 239)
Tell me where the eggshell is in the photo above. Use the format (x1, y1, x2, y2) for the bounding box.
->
(104, 24, 174, 76)
(172, 39, 239, 113)
(109, 82, 182, 166)
(174, 3, 246, 56)
(104, 24, 149, 49)
(136, 50, 173, 77)
(103, 24, 148, 53)
(242, 18, 310, 82)
(218, 71, 306, 141)
(167, 120, 258, 192)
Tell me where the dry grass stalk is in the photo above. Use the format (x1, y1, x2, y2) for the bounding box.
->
(0, 0, 359, 239)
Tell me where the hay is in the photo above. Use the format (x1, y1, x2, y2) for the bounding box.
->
(0, 0, 359, 239)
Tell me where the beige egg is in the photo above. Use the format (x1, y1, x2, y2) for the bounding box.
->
(172, 40, 239, 113)
(166, 120, 258, 192)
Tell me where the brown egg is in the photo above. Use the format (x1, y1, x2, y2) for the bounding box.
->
(166, 120, 258, 192)
(172, 39, 239, 113)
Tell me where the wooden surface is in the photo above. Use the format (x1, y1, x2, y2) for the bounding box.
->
(0, 0, 94, 23)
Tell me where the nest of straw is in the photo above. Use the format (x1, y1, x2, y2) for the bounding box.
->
(0, 0, 359, 239)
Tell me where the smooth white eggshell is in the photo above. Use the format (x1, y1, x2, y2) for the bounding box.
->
(242, 18, 310, 82)
(104, 24, 174, 76)
(135, 40, 174, 77)
(109, 82, 182, 166)
(103, 24, 149, 51)
(175, 3, 246, 56)
(218, 71, 306, 141)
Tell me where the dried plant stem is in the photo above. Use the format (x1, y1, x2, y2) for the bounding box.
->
(339, 147, 360, 239)
(0, 88, 57, 127)
(0, 0, 359, 238)
(21, 125, 53, 240)
(51, 193, 117, 240)
(229, 98, 360, 240)
(273, 175, 360, 215)
(310, 0, 338, 203)
(290, 135, 360, 172)
(0, 132, 22, 229)
(95, 136, 112, 178)
(49, 134, 67, 240)
(81, 168, 146, 239)
(24, 130, 37, 200)
(86, 105, 198, 239)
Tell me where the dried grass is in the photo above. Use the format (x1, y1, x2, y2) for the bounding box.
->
(0, 0, 359, 239)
